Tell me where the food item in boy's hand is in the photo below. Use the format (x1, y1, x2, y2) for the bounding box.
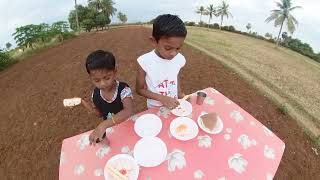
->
(201, 113, 218, 131)
(63, 98, 81, 107)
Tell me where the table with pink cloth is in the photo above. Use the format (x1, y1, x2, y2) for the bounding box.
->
(59, 87, 285, 180)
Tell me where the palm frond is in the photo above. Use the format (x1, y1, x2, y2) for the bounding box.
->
(289, 6, 302, 11)
(265, 12, 280, 23)
(274, 15, 285, 27)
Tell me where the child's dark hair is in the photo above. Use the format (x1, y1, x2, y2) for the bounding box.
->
(152, 14, 187, 42)
(85, 50, 115, 74)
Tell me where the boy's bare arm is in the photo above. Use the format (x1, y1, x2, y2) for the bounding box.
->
(136, 65, 163, 101)
(89, 97, 133, 145)
(136, 65, 179, 109)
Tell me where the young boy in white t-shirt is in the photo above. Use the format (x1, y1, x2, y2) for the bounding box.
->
(136, 14, 187, 109)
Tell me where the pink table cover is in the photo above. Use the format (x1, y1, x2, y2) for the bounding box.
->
(59, 87, 285, 180)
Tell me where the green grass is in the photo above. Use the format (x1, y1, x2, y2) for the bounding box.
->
(185, 26, 320, 142)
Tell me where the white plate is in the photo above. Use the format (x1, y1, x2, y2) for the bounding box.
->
(197, 112, 224, 134)
(104, 154, 139, 180)
(133, 137, 167, 167)
(134, 114, 162, 137)
(171, 99, 193, 117)
(170, 117, 199, 141)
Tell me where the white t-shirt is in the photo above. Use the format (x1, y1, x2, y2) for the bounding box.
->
(137, 50, 186, 108)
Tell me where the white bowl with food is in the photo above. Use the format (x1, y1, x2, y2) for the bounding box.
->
(197, 112, 223, 134)
(170, 117, 199, 141)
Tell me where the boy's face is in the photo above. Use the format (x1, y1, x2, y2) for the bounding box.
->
(150, 36, 185, 60)
(89, 68, 117, 90)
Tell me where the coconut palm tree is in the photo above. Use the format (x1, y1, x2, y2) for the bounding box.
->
(215, 1, 233, 30)
(265, 0, 301, 45)
(206, 4, 216, 28)
(88, 0, 117, 17)
(196, 6, 206, 23)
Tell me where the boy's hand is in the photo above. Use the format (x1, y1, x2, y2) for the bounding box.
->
(178, 92, 186, 99)
(160, 96, 180, 109)
(89, 124, 106, 146)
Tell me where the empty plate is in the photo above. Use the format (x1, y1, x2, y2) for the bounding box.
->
(133, 137, 167, 167)
(171, 99, 193, 117)
(170, 117, 199, 141)
(134, 114, 162, 138)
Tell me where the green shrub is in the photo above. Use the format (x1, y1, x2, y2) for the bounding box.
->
(212, 23, 220, 29)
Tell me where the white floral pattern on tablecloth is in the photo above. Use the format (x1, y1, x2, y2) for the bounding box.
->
(230, 110, 244, 123)
(225, 99, 232, 105)
(157, 107, 171, 118)
(60, 152, 66, 166)
(228, 153, 248, 174)
(96, 145, 110, 159)
(238, 134, 257, 149)
(74, 164, 85, 175)
(198, 135, 212, 148)
(194, 170, 205, 179)
(77, 134, 90, 150)
(264, 145, 275, 159)
(105, 127, 114, 134)
(130, 114, 139, 122)
(226, 128, 232, 133)
(167, 149, 186, 172)
(204, 97, 215, 105)
(121, 145, 133, 156)
(209, 88, 220, 94)
(263, 126, 274, 137)
(94, 168, 103, 177)
(224, 134, 231, 141)
(266, 173, 273, 180)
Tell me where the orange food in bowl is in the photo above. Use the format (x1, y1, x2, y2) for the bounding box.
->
(176, 124, 188, 133)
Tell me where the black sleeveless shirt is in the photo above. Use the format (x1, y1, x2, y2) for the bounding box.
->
(92, 82, 129, 120)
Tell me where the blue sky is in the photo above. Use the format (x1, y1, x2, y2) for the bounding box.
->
(1, 0, 319, 52)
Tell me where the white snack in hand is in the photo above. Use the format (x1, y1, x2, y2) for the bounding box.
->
(63, 98, 81, 107)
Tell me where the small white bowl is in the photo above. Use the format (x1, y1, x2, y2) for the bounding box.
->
(197, 112, 223, 134)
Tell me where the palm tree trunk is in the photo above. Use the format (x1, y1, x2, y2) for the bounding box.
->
(74, 0, 80, 31)
(276, 20, 285, 46)
(208, 17, 211, 28)
(220, 15, 223, 30)
(200, 13, 202, 22)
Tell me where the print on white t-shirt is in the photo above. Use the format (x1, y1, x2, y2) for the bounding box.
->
(138, 50, 186, 108)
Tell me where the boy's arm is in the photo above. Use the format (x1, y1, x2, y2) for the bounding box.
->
(89, 97, 133, 145)
(136, 65, 179, 109)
